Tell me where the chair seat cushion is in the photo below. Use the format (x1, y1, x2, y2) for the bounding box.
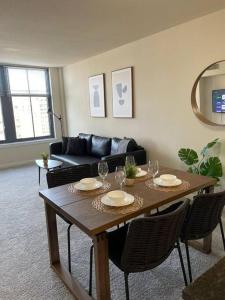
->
(51, 154, 100, 165)
(107, 224, 129, 270)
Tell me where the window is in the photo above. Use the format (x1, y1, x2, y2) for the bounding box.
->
(0, 66, 54, 144)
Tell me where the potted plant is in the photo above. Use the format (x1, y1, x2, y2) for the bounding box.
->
(125, 164, 138, 186)
(41, 152, 49, 167)
(178, 138, 223, 182)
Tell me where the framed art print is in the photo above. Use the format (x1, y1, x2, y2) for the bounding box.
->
(89, 73, 106, 117)
(112, 67, 133, 118)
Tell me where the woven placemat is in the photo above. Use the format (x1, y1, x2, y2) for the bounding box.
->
(92, 194, 143, 215)
(135, 174, 150, 183)
(145, 179, 190, 192)
(68, 181, 111, 196)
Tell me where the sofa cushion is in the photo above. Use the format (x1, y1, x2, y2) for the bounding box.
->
(124, 137, 139, 152)
(79, 133, 92, 154)
(51, 154, 100, 166)
(91, 135, 111, 158)
(111, 137, 122, 155)
(66, 137, 86, 156)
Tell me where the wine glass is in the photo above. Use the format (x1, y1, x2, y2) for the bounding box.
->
(98, 161, 108, 186)
(125, 155, 136, 166)
(115, 166, 126, 190)
(148, 160, 159, 183)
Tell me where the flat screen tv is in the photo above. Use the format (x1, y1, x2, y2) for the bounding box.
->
(212, 89, 225, 113)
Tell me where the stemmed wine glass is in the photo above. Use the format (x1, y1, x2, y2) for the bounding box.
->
(115, 166, 126, 190)
(98, 161, 109, 187)
(125, 155, 136, 166)
(148, 160, 159, 184)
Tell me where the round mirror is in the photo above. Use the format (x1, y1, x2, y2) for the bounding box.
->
(192, 60, 225, 126)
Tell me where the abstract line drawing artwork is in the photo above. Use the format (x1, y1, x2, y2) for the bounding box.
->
(112, 67, 133, 118)
(89, 74, 106, 117)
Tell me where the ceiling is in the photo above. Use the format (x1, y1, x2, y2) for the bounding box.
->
(0, 0, 225, 67)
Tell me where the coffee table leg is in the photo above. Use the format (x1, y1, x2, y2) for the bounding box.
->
(93, 232, 111, 300)
(39, 167, 41, 185)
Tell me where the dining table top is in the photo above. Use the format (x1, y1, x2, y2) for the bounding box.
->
(39, 165, 216, 237)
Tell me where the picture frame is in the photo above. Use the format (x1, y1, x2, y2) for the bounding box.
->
(112, 67, 133, 118)
(89, 73, 106, 117)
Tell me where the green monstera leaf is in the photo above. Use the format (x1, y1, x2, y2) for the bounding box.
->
(199, 157, 223, 179)
(178, 148, 199, 166)
(201, 138, 219, 157)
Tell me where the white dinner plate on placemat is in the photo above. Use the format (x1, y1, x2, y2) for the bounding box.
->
(153, 177, 182, 187)
(74, 181, 103, 191)
(101, 192, 134, 207)
(136, 170, 147, 178)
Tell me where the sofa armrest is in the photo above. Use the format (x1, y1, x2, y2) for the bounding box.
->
(128, 149, 147, 165)
(101, 153, 126, 173)
(49, 142, 63, 155)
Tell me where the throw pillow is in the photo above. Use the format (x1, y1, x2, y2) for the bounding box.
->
(124, 137, 138, 152)
(66, 137, 87, 156)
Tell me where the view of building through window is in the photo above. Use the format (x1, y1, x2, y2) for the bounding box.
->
(7, 67, 52, 140)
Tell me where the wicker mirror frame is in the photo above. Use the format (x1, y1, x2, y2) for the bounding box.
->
(191, 60, 225, 126)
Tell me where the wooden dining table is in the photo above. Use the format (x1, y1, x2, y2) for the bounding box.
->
(39, 165, 216, 300)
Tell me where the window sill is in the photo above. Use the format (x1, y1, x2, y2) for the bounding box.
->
(0, 138, 58, 149)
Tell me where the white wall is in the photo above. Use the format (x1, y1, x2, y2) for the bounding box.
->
(63, 9, 225, 184)
(0, 67, 66, 169)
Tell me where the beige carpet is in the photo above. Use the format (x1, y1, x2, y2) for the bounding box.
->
(0, 164, 224, 300)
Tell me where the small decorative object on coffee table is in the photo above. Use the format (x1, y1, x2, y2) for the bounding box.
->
(35, 159, 63, 185)
(41, 152, 49, 167)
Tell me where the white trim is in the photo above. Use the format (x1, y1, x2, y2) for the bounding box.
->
(0, 138, 58, 149)
(0, 159, 34, 170)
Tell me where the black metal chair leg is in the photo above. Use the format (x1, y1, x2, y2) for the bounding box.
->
(156, 208, 159, 213)
(184, 241, 192, 283)
(176, 241, 188, 286)
(124, 273, 130, 300)
(89, 245, 94, 296)
(219, 218, 225, 251)
(67, 224, 72, 273)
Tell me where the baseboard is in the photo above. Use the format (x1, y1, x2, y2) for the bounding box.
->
(0, 159, 34, 170)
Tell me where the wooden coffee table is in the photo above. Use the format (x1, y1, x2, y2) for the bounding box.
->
(35, 159, 63, 185)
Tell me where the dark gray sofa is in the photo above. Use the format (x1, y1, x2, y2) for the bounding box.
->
(50, 133, 146, 176)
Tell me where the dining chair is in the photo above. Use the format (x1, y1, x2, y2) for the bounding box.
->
(155, 190, 225, 283)
(46, 164, 91, 273)
(89, 199, 190, 299)
(180, 190, 225, 283)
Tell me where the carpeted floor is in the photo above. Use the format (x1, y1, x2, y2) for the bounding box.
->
(0, 164, 224, 300)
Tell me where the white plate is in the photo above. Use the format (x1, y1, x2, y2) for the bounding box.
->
(153, 177, 182, 187)
(136, 170, 147, 178)
(101, 192, 134, 207)
(74, 181, 103, 191)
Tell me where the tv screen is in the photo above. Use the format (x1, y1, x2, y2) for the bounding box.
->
(212, 89, 225, 113)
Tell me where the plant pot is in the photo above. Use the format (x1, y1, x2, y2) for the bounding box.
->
(125, 178, 135, 186)
(43, 159, 48, 167)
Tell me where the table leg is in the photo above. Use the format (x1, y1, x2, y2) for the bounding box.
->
(44, 201, 60, 265)
(39, 167, 41, 185)
(44, 202, 92, 300)
(93, 232, 111, 300)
